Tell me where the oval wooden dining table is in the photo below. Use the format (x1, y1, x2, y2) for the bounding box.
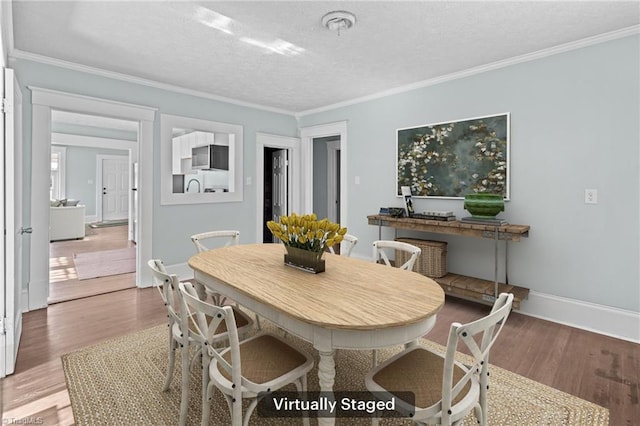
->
(189, 243, 445, 426)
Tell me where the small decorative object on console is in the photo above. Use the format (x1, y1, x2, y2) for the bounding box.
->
(387, 207, 405, 218)
(267, 213, 347, 274)
(414, 210, 456, 221)
(463, 193, 506, 224)
(401, 186, 415, 217)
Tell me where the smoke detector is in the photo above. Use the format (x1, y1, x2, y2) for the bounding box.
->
(321, 11, 356, 34)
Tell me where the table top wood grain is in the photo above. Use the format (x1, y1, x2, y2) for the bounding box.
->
(189, 243, 445, 331)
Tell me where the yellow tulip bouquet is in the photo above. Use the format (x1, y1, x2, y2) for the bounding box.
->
(267, 213, 347, 273)
(267, 213, 347, 253)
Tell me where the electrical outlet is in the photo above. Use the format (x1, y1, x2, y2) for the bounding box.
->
(585, 189, 598, 204)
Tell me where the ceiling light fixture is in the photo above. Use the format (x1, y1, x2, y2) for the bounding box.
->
(321, 11, 356, 35)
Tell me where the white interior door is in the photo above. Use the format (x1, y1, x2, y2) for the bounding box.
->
(1, 68, 24, 377)
(100, 156, 129, 222)
(255, 133, 300, 244)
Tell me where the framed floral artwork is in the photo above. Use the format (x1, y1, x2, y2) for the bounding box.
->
(396, 113, 510, 199)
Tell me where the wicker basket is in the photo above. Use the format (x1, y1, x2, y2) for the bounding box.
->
(395, 238, 447, 278)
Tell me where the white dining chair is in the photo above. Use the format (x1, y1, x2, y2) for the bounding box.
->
(365, 293, 514, 426)
(191, 230, 262, 330)
(178, 281, 314, 426)
(190, 230, 240, 306)
(370, 240, 422, 366)
(372, 239, 421, 270)
(191, 230, 240, 254)
(329, 233, 358, 257)
(148, 259, 254, 426)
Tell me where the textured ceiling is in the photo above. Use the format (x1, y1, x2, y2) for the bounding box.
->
(10, 1, 640, 114)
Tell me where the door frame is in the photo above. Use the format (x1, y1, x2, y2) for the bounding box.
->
(1, 67, 23, 377)
(300, 121, 348, 227)
(255, 132, 300, 244)
(29, 87, 156, 311)
(96, 154, 129, 223)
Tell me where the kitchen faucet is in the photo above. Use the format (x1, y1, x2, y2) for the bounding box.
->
(186, 178, 200, 193)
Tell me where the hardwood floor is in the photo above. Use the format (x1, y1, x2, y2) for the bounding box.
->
(48, 225, 136, 304)
(2, 291, 638, 425)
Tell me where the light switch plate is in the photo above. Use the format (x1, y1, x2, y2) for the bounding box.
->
(585, 189, 598, 204)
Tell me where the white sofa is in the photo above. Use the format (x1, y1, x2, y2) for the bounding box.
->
(50, 205, 86, 241)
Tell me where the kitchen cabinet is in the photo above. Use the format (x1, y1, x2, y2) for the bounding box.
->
(172, 139, 182, 174)
(172, 131, 222, 174)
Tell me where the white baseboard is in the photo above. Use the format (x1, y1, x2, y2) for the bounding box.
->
(164, 260, 639, 344)
(519, 291, 640, 344)
(22, 288, 30, 313)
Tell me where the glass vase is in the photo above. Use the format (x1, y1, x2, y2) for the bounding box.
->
(284, 246, 326, 274)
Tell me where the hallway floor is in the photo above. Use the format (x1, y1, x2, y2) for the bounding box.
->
(48, 224, 136, 304)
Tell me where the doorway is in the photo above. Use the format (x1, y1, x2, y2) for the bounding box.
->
(255, 133, 301, 244)
(262, 147, 288, 243)
(29, 88, 155, 311)
(48, 114, 138, 303)
(312, 136, 341, 222)
(300, 121, 348, 227)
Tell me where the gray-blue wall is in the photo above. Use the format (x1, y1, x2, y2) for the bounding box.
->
(299, 35, 640, 312)
(13, 58, 299, 270)
(13, 34, 639, 313)
(61, 145, 129, 216)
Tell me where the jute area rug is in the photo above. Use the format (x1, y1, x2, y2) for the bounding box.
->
(62, 321, 609, 425)
(73, 247, 136, 280)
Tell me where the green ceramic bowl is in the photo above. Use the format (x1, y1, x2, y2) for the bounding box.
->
(464, 193, 505, 219)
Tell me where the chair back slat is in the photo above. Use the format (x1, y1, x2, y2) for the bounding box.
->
(329, 233, 358, 257)
(372, 240, 421, 270)
(178, 282, 241, 387)
(148, 259, 181, 324)
(191, 230, 240, 253)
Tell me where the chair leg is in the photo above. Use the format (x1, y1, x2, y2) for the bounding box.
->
(372, 349, 378, 367)
(301, 375, 310, 426)
(163, 332, 177, 391)
(201, 352, 211, 426)
(231, 395, 243, 426)
(474, 403, 484, 425)
(243, 399, 260, 426)
(201, 382, 214, 426)
(255, 313, 262, 330)
(178, 343, 190, 426)
(291, 376, 310, 426)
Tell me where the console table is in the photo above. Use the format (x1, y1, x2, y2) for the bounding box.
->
(367, 214, 530, 309)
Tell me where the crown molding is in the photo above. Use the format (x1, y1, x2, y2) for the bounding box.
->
(8, 23, 639, 118)
(296, 25, 640, 117)
(9, 49, 297, 117)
